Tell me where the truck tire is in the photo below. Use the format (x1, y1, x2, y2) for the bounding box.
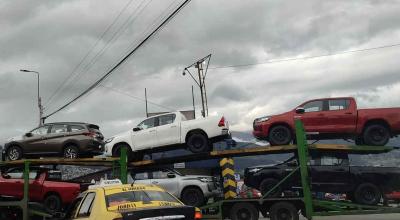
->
(181, 187, 205, 207)
(259, 178, 282, 197)
(7, 146, 22, 161)
(44, 194, 62, 213)
(363, 124, 390, 146)
(113, 145, 135, 161)
(187, 133, 209, 153)
(354, 183, 382, 205)
(269, 202, 299, 220)
(63, 145, 79, 159)
(229, 202, 259, 220)
(269, 125, 292, 146)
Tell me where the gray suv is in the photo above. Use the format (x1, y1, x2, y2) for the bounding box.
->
(3, 122, 104, 161)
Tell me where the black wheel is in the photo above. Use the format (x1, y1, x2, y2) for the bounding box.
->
(269, 125, 292, 146)
(187, 133, 209, 153)
(363, 124, 390, 146)
(181, 187, 205, 207)
(269, 202, 299, 220)
(229, 202, 259, 220)
(259, 178, 282, 197)
(7, 146, 22, 161)
(354, 183, 382, 205)
(44, 194, 62, 213)
(63, 145, 79, 159)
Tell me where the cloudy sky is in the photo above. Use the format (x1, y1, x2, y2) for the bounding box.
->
(1, 0, 400, 141)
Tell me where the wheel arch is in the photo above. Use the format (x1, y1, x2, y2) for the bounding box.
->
(43, 191, 63, 204)
(267, 122, 294, 137)
(362, 119, 392, 135)
(112, 142, 132, 154)
(180, 185, 204, 199)
(5, 142, 24, 153)
(185, 129, 208, 143)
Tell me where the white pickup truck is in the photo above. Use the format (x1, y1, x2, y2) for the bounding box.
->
(104, 111, 229, 160)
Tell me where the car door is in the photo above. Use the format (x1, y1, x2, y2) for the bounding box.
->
(133, 117, 158, 150)
(0, 169, 38, 199)
(156, 114, 180, 146)
(295, 100, 329, 133)
(24, 125, 51, 153)
(150, 169, 180, 197)
(46, 124, 69, 153)
(309, 153, 351, 193)
(325, 99, 357, 133)
(75, 192, 96, 220)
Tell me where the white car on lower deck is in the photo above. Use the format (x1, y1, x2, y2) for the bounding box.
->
(104, 111, 229, 160)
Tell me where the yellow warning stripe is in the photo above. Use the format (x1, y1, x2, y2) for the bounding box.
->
(223, 179, 237, 188)
(222, 168, 235, 177)
(224, 191, 237, 199)
(219, 158, 234, 166)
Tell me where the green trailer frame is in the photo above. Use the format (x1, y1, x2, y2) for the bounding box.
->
(0, 147, 128, 220)
(199, 120, 400, 220)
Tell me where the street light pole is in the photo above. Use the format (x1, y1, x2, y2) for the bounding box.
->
(20, 69, 44, 126)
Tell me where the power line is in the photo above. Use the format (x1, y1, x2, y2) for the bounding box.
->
(209, 42, 400, 69)
(45, 0, 137, 107)
(44, 0, 192, 120)
(99, 85, 176, 111)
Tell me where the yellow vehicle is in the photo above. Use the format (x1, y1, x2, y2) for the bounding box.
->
(64, 179, 202, 220)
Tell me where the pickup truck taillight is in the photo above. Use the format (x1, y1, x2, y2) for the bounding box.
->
(218, 117, 226, 127)
(195, 210, 203, 219)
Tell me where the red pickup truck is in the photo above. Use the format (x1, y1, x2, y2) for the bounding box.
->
(253, 97, 400, 146)
(0, 168, 80, 213)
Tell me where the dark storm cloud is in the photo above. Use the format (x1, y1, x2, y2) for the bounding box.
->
(1, 0, 400, 139)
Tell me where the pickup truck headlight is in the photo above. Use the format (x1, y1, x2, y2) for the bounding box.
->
(198, 177, 213, 183)
(105, 137, 114, 143)
(256, 116, 270, 123)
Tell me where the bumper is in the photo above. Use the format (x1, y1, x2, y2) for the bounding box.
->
(104, 143, 112, 156)
(81, 140, 104, 156)
(203, 183, 222, 198)
(210, 129, 231, 143)
(253, 122, 271, 140)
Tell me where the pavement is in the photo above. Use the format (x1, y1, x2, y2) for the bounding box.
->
(260, 213, 400, 220)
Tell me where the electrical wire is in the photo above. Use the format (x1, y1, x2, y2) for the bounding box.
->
(99, 85, 176, 111)
(44, 0, 192, 119)
(45, 0, 137, 107)
(209, 43, 400, 69)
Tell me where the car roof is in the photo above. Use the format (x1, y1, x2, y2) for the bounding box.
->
(90, 183, 164, 192)
(44, 122, 91, 125)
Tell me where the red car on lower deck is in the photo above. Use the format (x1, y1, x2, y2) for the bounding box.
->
(253, 97, 400, 146)
(0, 167, 80, 213)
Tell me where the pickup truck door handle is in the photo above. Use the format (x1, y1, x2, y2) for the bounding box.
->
(345, 112, 353, 115)
(149, 130, 155, 133)
(170, 125, 177, 128)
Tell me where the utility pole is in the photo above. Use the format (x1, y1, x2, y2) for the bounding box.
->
(20, 69, 44, 126)
(182, 54, 211, 117)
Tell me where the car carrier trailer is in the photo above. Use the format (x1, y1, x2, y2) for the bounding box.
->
(1, 120, 400, 220)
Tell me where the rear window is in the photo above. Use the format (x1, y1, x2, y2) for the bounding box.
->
(70, 125, 85, 132)
(106, 190, 179, 208)
(88, 124, 100, 130)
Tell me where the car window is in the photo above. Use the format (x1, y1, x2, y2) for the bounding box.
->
(70, 125, 85, 132)
(31, 126, 50, 135)
(320, 156, 344, 166)
(133, 172, 149, 180)
(152, 171, 168, 179)
(303, 101, 324, 113)
(159, 114, 176, 126)
(50, 124, 68, 134)
(5, 170, 37, 179)
(329, 99, 350, 111)
(137, 117, 156, 130)
(77, 192, 95, 217)
(106, 190, 179, 208)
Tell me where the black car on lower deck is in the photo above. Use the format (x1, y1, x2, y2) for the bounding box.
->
(3, 122, 104, 161)
(244, 151, 400, 205)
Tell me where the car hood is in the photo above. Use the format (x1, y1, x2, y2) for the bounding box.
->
(183, 175, 213, 180)
(7, 135, 24, 142)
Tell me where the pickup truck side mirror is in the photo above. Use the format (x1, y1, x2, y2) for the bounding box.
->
(132, 127, 141, 132)
(287, 160, 298, 167)
(167, 173, 176, 178)
(25, 132, 33, 137)
(2, 173, 11, 179)
(295, 107, 305, 114)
